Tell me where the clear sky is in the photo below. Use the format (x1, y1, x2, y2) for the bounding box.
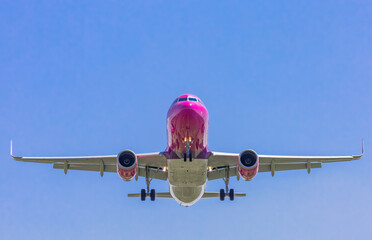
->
(1, 1, 371, 239)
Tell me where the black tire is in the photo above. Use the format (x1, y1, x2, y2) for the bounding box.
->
(229, 189, 234, 201)
(220, 189, 225, 201)
(150, 189, 156, 201)
(141, 189, 146, 201)
(184, 153, 187, 162)
(189, 154, 192, 162)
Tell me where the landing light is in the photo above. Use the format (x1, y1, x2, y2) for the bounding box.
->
(208, 167, 212, 172)
(183, 137, 192, 142)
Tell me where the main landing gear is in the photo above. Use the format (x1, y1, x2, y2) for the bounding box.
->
(140, 166, 156, 201)
(220, 166, 234, 201)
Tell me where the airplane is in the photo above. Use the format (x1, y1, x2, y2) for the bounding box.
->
(11, 94, 364, 207)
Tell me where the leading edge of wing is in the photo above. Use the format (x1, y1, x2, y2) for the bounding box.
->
(259, 139, 364, 163)
(10, 140, 167, 167)
(11, 154, 117, 163)
(208, 140, 363, 167)
(10, 140, 117, 163)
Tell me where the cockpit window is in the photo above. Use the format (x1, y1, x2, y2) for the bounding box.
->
(171, 96, 205, 106)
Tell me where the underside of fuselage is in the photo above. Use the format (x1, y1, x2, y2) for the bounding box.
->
(167, 157, 208, 206)
(170, 184, 205, 207)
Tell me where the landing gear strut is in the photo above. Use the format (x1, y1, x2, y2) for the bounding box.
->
(183, 153, 192, 162)
(184, 137, 192, 162)
(220, 166, 234, 201)
(141, 166, 155, 201)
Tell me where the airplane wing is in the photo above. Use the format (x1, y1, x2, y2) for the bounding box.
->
(207, 142, 364, 179)
(10, 141, 167, 180)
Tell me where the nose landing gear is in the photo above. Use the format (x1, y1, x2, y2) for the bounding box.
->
(183, 137, 193, 162)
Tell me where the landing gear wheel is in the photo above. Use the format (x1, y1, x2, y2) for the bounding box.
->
(189, 154, 192, 162)
(229, 189, 234, 201)
(150, 189, 156, 201)
(184, 153, 187, 162)
(220, 189, 225, 201)
(140, 189, 146, 201)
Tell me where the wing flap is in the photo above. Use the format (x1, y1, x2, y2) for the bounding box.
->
(137, 167, 168, 180)
(206, 163, 322, 179)
(53, 163, 117, 173)
(258, 162, 321, 172)
(53, 164, 168, 180)
(207, 167, 238, 180)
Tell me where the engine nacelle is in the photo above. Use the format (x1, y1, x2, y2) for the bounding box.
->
(117, 150, 138, 181)
(238, 150, 259, 181)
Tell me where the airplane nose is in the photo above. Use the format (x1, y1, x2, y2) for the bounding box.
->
(172, 101, 206, 118)
(166, 98, 209, 154)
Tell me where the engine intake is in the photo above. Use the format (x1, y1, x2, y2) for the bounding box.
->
(238, 150, 259, 181)
(117, 150, 137, 181)
(239, 150, 258, 169)
(117, 150, 136, 169)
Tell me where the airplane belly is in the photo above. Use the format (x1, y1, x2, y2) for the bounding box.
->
(167, 159, 207, 187)
(167, 159, 207, 206)
(169, 184, 205, 207)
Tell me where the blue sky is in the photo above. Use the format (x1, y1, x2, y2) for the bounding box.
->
(1, 1, 371, 239)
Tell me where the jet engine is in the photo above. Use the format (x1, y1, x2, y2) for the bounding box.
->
(117, 150, 138, 181)
(238, 150, 259, 181)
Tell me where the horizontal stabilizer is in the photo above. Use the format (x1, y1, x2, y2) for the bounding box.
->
(128, 192, 172, 198)
(128, 192, 246, 199)
(202, 192, 246, 198)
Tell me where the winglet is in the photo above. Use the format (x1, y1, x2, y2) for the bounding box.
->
(10, 140, 19, 160)
(10, 139, 13, 157)
(352, 139, 364, 160)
